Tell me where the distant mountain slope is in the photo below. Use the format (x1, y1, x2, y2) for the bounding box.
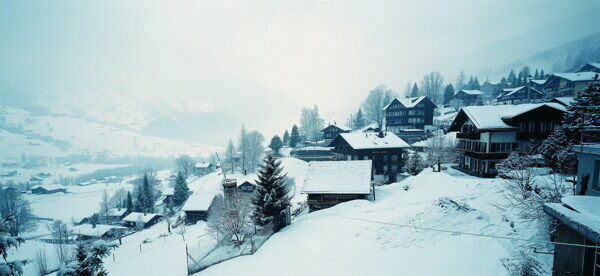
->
(0, 105, 220, 163)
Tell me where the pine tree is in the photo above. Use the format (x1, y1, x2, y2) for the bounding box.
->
(282, 130, 290, 147)
(75, 243, 87, 262)
(269, 135, 283, 155)
(252, 154, 291, 228)
(289, 125, 300, 148)
(507, 70, 517, 87)
(410, 83, 419, 97)
(135, 173, 155, 213)
(173, 171, 189, 206)
(0, 216, 25, 275)
(539, 69, 545, 79)
(561, 81, 600, 142)
(443, 84, 454, 105)
(125, 192, 133, 213)
(354, 108, 367, 129)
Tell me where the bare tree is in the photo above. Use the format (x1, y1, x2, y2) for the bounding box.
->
(47, 220, 71, 265)
(361, 85, 395, 128)
(0, 186, 36, 236)
(98, 190, 110, 223)
(175, 155, 196, 179)
(425, 133, 456, 172)
(420, 71, 444, 104)
(299, 105, 325, 142)
(34, 247, 49, 275)
(246, 131, 265, 173)
(207, 190, 252, 243)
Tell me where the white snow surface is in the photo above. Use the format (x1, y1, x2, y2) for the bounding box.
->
(383, 96, 428, 110)
(460, 103, 565, 130)
(201, 167, 555, 276)
(122, 212, 161, 223)
(553, 71, 599, 82)
(302, 160, 372, 194)
(457, 89, 484, 95)
(337, 132, 410, 149)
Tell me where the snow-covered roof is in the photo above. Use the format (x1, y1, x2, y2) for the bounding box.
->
(457, 89, 483, 95)
(336, 132, 411, 149)
(552, 71, 598, 82)
(503, 86, 542, 96)
(182, 192, 217, 211)
(31, 184, 67, 191)
(383, 96, 429, 110)
(323, 124, 352, 132)
(122, 212, 161, 223)
(458, 103, 566, 130)
(352, 123, 379, 133)
(72, 224, 127, 238)
(530, 79, 547, 85)
(301, 160, 372, 194)
(551, 96, 575, 106)
(106, 208, 127, 217)
(195, 162, 214, 168)
(581, 63, 600, 71)
(544, 196, 600, 243)
(293, 146, 333, 151)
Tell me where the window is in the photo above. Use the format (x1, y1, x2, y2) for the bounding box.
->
(391, 155, 398, 162)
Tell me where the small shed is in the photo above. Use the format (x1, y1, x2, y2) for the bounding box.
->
(195, 162, 216, 176)
(72, 224, 127, 240)
(31, 185, 67, 195)
(182, 192, 218, 225)
(302, 160, 373, 212)
(121, 212, 162, 228)
(105, 208, 129, 221)
(544, 196, 600, 275)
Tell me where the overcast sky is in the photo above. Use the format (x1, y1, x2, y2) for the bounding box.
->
(1, 0, 599, 141)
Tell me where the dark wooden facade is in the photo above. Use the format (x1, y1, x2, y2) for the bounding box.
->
(384, 97, 437, 132)
(307, 193, 367, 212)
(449, 104, 565, 177)
(453, 90, 483, 106)
(497, 86, 544, 104)
(329, 137, 406, 182)
(322, 125, 350, 140)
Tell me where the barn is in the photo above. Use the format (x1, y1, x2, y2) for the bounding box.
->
(31, 184, 67, 194)
(182, 192, 218, 225)
(121, 212, 162, 228)
(302, 160, 373, 212)
(72, 224, 128, 240)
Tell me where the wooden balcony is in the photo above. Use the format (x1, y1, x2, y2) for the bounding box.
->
(456, 132, 481, 140)
(516, 132, 550, 141)
(463, 150, 509, 160)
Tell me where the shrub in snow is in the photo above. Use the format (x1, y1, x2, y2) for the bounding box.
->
(406, 152, 424, 176)
(207, 190, 252, 243)
(57, 240, 116, 276)
(501, 250, 545, 276)
(434, 197, 474, 213)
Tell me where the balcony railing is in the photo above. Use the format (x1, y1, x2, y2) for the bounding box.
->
(516, 132, 550, 141)
(456, 132, 481, 140)
(463, 150, 510, 160)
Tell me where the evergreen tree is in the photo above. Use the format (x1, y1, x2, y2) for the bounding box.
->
(472, 77, 481, 90)
(224, 139, 237, 174)
(238, 125, 249, 174)
(58, 241, 114, 276)
(289, 125, 300, 148)
(173, 171, 190, 206)
(125, 192, 133, 213)
(252, 154, 291, 228)
(282, 130, 290, 147)
(455, 70, 467, 90)
(410, 83, 419, 97)
(443, 84, 454, 104)
(0, 216, 26, 275)
(269, 135, 283, 155)
(75, 243, 87, 263)
(135, 173, 155, 213)
(539, 69, 545, 78)
(507, 70, 517, 86)
(354, 108, 367, 129)
(561, 81, 600, 141)
(533, 69, 540, 79)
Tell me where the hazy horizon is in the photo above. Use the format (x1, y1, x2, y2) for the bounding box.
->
(2, 0, 599, 146)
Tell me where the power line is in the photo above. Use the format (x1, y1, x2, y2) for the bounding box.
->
(330, 214, 600, 249)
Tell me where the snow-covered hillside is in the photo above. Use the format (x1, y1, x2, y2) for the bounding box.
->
(0, 105, 220, 162)
(200, 167, 554, 275)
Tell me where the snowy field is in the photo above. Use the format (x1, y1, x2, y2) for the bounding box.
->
(200, 167, 555, 276)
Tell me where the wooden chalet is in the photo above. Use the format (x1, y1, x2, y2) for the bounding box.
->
(182, 192, 218, 224)
(322, 124, 351, 140)
(328, 132, 410, 182)
(578, 62, 600, 73)
(453, 90, 484, 106)
(496, 86, 545, 104)
(302, 160, 373, 212)
(544, 72, 599, 98)
(72, 224, 127, 241)
(31, 184, 67, 194)
(383, 96, 437, 132)
(121, 212, 162, 228)
(448, 103, 566, 177)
